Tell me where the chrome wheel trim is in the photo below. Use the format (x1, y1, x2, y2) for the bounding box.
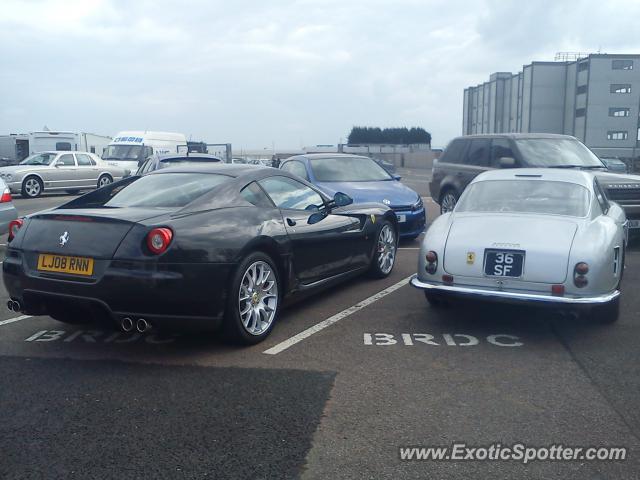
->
(441, 192, 457, 213)
(25, 178, 41, 197)
(98, 176, 111, 187)
(377, 224, 396, 274)
(238, 260, 278, 336)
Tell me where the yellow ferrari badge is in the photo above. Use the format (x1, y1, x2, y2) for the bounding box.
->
(371, 214, 376, 224)
(466, 252, 475, 264)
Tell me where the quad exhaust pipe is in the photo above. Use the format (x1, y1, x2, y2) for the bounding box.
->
(119, 317, 152, 333)
(7, 300, 21, 312)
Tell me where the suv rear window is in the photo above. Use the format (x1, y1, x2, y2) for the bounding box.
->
(440, 139, 467, 164)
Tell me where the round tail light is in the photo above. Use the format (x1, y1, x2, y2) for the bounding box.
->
(426, 251, 437, 263)
(575, 262, 589, 275)
(8, 219, 23, 241)
(147, 228, 173, 255)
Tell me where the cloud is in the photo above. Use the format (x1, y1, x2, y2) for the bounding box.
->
(0, 0, 638, 149)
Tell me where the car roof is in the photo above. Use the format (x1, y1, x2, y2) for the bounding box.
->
(451, 133, 578, 141)
(148, 163, 266, 177)
(284, 153, 372, 162)
(472, 168, 595, 189)
(31, 151, 94, 155)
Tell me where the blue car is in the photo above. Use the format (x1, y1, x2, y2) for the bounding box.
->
(280, 154, 426, 239)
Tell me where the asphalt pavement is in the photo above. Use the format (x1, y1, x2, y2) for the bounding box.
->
(1, 178, 639, 479)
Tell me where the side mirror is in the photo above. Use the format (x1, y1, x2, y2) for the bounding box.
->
(54, 161, 63, 167)
(499, 157, 516, 168)
(333, 192, 353, 207)
(308, 211, 327, 225)
(393, 174, 402, 181)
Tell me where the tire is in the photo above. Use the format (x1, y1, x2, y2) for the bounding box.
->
(369, 221, 397, 278)
(97, 174, 113, 189)
(223, 252, 281, 344)
(21, 176, 43, 198)
(439, 189, 459, 214)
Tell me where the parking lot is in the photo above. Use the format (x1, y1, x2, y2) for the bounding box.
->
(1, 169, 639, 479)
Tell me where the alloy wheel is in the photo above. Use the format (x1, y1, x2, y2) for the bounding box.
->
(441, 192, 458, 213)
(238, 261, 278, 335)
(24, 178, 41, 197)
(99, 176, 112, 187)
(377, 224, 396, 274)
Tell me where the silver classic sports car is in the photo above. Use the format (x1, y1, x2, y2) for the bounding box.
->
(410, 169, 627, 323)
(0, 151, 127, 198)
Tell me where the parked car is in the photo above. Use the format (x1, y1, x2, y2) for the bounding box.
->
(0, 178, 18, 235)
(3, 165, 398, 344)
(600, 157, 628, 173)
(430, 134, 640, 233)
(136, 153, 222, 175)
(412, 168, 626, 323)
(0, 151, 127, 198)
(280, 154, 425, 239)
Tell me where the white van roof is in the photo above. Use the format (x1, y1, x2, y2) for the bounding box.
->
(111, 131, 187, 144)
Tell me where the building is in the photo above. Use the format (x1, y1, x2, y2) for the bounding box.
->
(462, 53, 640, 159)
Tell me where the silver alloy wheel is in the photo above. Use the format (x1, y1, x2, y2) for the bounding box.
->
(98, 175, 112, 187)
(24, 178, 41, 197)
(238, 260, 278, 335)
(377, 224, 396, 274)
(440, 192, 458, 213)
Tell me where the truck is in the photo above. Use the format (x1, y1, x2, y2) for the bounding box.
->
(0, 131, 112, 165)
(101, 131, 188, 170)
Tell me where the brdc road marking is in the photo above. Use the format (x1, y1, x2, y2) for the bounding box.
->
(264, 275, 413, 355)
(24, 329, 179, 344)
(364, 333, 524, 347)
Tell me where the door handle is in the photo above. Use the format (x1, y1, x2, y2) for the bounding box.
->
(286, 218, 297, 226)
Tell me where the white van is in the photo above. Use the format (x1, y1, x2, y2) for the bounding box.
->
(102, 131, 187, 170)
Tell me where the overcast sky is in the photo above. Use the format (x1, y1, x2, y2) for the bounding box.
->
(1, 0, 639, 149)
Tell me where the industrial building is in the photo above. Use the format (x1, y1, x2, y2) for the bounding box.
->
(463, 53, 640, 159)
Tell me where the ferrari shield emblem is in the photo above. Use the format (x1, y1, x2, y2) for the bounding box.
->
(371, 214, 376, 224)
(466, 252, 475, 264)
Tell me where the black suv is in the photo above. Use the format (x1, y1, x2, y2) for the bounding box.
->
(430, 133, 640, 228)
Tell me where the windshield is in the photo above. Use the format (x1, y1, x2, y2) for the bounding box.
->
(456, 180, 590, 217)
(105, 173, 230, 208)
(310, 156, 392, 182)
(103, 145, 143, 161)
(20, 153, 57, 166)
(515, 138, 605, 168)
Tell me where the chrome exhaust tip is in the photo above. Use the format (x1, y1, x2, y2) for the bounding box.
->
(121, 317, 134, 332)
(7, 300, 14, 311)
(13, 301, 21, 312)
(136, 318, 151, 333)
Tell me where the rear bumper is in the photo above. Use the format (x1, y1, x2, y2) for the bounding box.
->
(409, 275, 619, 306)
(3, 252, 234, 330)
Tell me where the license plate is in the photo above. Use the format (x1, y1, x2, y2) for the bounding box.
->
(396, 214, 406, 223)
(483, 249, 525, 278)
(628, 220, 640, 229)
(37, 254, 94, 276)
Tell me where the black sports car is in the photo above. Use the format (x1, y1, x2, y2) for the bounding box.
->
(3, 165, 399, 344)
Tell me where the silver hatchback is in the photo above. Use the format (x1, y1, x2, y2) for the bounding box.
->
(0, 151, 127, 198)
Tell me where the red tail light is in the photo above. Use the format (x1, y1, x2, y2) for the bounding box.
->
(551, 284, 565, 296)
(442, 274, 454, 285)
(146, 228, 173, 255)
(426, 251, 438, 274)
(0, 188, 12, 203)
(8, 219, 23, 241)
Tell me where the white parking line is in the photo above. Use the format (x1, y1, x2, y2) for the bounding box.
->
(263, 275, 412, 355)
(0, 315, 32, 327)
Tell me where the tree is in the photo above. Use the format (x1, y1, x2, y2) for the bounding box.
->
(347, 126, 431, 145)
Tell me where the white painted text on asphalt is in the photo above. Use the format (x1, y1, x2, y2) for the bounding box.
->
(24, 330, 178, 344)
(364, 333, 524, 347)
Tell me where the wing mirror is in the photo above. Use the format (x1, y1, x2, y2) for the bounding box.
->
(392, 174, 402, 181)
(54, 160, 64, 167)
(308, 211, 327, 225)
(499, 157, 516, 168)
(333, 192, 353, 207)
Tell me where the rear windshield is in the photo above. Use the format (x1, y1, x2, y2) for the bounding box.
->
(105, 173, 230, 208)
(310, 156, 391, 182)
(455, 180, 590, 217)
